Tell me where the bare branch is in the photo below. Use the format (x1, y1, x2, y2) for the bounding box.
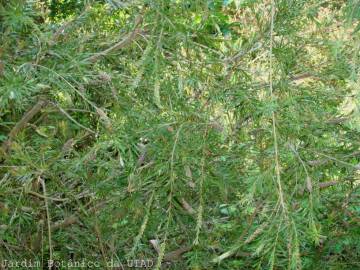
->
(319, 181, 339, 189)
(51, 215, 79, 231)
(2, 98, 48, 152)
(26, 190, 69, 202)
(85, 15, 143, 63)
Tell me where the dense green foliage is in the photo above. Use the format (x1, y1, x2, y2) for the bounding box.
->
(0, 0, 359, 269)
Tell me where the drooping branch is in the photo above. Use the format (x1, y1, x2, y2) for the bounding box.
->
(308, 150, 360, 167)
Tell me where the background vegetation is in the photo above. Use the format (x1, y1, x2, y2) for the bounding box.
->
(0, 0, 359, 269)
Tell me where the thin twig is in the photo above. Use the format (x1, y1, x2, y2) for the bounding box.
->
(27, 64, 100, 111)
(150, 239, 192, 262)
(269, 1, 287, 214)
(26, 190, 69, 202)
(129, 192, 154, 257)
(288, 144, 313, 194)
(51, 102, 96, 135)
(85, 15, 143, 63)
(326, 116, 351, 124)
(154, 125, 183, 270)
(51, 215, 79, 231)
(308, 150, 360, 167)
(163, 246, 192, 262)
(39, 177, 53, 268)
(212, 204, 263, 263)
(194, 126, 209, 246)
(289, 72, 317, 81)
(2, 99, 48, 152)
(94, 222, 109, 269)
(319, 181, 339, 189)
(310, 151, 360, 168)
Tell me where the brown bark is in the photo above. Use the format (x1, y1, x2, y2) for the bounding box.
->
(85, 15, 143, 63)
(2, 98, 48, 153)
